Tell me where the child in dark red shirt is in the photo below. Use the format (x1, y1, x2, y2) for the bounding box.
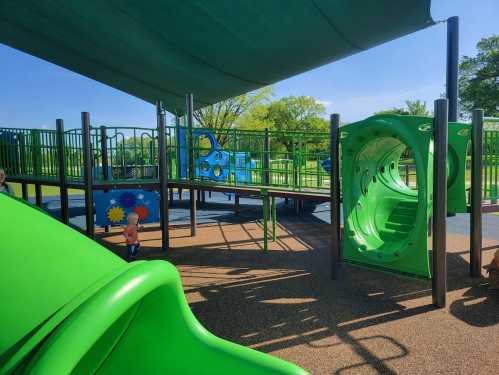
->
(123, 212, 140, 260)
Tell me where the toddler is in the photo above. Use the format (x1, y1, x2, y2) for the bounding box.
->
(123, 212, 140, 260)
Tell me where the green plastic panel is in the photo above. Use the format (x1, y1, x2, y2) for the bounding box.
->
(0, 194, 307, 375)
(447, 122, 471, 214)
(340, 115, 433, 278)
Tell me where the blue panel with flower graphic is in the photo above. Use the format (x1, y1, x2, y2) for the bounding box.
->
(94, 189, 160, 226)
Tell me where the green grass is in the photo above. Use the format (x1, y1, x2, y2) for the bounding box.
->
(9, 182, 83, 198)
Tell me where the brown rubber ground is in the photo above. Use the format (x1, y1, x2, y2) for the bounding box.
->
(97, 221, 499, 374)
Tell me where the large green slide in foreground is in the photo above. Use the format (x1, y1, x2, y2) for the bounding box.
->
(0, 194, 307, 375)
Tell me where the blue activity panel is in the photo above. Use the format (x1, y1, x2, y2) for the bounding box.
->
(178, 128, 255, 184)
(94, 189, 160, 226)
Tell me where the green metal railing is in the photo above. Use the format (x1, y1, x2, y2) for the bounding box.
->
(483, 117, 499, 201)
(2, 121, 498, 198)
(184, 126, 330, 191)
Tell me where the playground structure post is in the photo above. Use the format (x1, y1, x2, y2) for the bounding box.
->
(446, 16, 459, 122)
(157, 100, 169, 252)
(262, 189, 269, 251)
(82, 112, 94, 238)
(175, 114, 182, 202)
(235, 193, 240, 215)
(264, 128, 270, 185)
(432, 99, 448, 308)
(100, 126, 110, 232)
(330, 113, 341, 280)
(470, 109, 484, 277)
(34, 184, 42, 207)
(32, 129, 42, 207)
(263, 128, 271, 248)
(56, 119, 69, 224)
(271, 196, 277, 242)
(21, 183, 28, 201)
(187, 93, 197, 236)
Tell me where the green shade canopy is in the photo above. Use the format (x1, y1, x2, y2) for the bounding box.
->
(0, 0, 433, 113)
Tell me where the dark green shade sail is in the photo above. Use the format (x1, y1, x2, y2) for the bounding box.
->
(0, 0, 433, 113)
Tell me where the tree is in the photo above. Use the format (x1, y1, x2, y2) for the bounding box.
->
(375, 100, 431, 116)
(193, 87, 272, 145)
(459, 35, 499, 118)
(260, 96, 328, 153)
(405, 100, 431, 116)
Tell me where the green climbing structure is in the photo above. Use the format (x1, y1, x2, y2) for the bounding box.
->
(447, 122, 471, 214)
(340, 115, 434, 278)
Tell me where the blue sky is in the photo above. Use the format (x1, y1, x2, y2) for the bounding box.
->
(0, 0, 497, 129)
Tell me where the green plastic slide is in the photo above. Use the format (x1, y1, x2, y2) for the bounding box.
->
(0, 194, 307, 375)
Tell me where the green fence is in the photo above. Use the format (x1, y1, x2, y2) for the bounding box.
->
(1, 120, 498, 198)
(0, 124, 330, 193)
(483, 118, 499, 201)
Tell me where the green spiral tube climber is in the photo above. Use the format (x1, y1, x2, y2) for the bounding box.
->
(340, 115, 470, 278)
(340, 115, 434, 278)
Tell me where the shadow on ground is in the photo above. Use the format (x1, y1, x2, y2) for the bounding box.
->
(97, 217, 499, 374)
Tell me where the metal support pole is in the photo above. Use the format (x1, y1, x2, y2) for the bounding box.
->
(175, 115, 181, 183)
(446, 16, 459, 122)
(35, 184, 42, 207)
(157, 100, 169, 252)
(100, 126, 110, 232)
(263, 128, 271, 243)
(330, 114, 341, 279)
(187, 93, 196, 236)
(263, 128, 270, 185)
(272, 196, 277, 242)
(56, 119, 69, 224)
(262, 189, 268, 251)
(100, 126, 109, 181)
(82, 112, 94, 238)
(21, 183, 28, 201)
(432, 99, 448, 308)
(235, 193, 240, 215)
(470, 109, 483, 277)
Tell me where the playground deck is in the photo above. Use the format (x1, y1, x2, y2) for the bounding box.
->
(96, 218, 499, 374)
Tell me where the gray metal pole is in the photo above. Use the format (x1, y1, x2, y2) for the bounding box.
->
(263, 128, 270, 185)
(100, 126, 109, 181)
(470, 109, 483, 277)
(330, 114, 341, 279)
(100, 126, 110, 232)
(82, 112, 94, 238)
(187, 93, 196, 236)
(446, 16, 459, 122)
(432, 99, 448, 308)
(35, 184, 42, 207)
(263, 128, 271, 229)
(21, 183, 28, 201)
(235, 193, 240, 215)
(175, 114, 181, 187)
(157, 100, 169, 252)
(56, 119, 69, 224)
